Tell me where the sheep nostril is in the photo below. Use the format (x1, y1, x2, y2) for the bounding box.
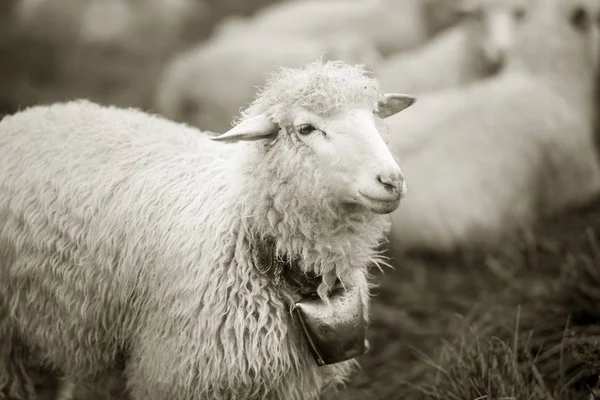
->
(377, 173, 401, 193)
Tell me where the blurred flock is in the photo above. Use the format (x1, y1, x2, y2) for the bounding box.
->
(1, 0, 600, 399)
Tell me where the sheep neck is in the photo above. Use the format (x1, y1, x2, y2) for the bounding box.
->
(250, 235, 342, 299)
(232, 141, 390, 298)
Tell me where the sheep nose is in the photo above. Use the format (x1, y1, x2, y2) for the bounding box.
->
(377, 171, 404, 195)
(484, 44, 507, 70)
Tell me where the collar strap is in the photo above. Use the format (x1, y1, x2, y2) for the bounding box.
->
(251, 237, 324, 298)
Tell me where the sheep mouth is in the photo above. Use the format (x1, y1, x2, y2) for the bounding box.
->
(357, 192, 401, 214)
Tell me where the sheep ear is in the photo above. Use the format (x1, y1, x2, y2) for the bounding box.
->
(376, 93, 416, 119)
(211, 114, 280, 142)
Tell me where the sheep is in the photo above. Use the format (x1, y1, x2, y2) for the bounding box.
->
(377, 0, 530, 95)
(154, 35, 382, 132)
(384, 0, 600, 257)
(0, 60, 416, 400)
(212, 0, 431, 57)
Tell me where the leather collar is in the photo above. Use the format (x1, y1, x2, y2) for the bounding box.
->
(251, 236, 332, 298)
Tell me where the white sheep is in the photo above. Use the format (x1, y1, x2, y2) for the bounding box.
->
(0, 60, 415, 400)
(377, 0, 530, 95)
(154, 35, 382, 132)
(385, 0, 600, 256)
(212, 0, 431, 57)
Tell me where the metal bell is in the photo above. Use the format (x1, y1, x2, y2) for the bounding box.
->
(291, 284, 368, 366)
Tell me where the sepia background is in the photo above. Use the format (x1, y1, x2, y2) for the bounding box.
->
(1, 0, 600, 398)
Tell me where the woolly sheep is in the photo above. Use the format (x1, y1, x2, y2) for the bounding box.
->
(0, 60, 416, 400)
(154, 35, 382, 132)
(377, 0, 530, 95)
(212, 0, 430, 57)
(386, 0, 600, 255)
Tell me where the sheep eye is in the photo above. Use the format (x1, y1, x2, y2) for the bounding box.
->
(297, 124, 316, 135)
(570, 6, 589, 31)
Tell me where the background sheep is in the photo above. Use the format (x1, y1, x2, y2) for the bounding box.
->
(214, 0, 437, 57)
(154, 35, 382, 132)
(0, 61, 415, 400)
(377, 0, 530, 95)
(386, 0, 600, 255)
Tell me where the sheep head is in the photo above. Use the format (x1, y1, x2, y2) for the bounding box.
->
(212, 60, 415, 215)
(460, 0, 531, 70)
(564, 0, 600, 73)
(510, 0, 600, 79)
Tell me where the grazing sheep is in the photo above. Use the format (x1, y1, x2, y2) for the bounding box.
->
(386, 0, 600, 255)
(154, 35, 382, 132)
(213, 0, 431, 57)
(377, 0, 530, 95)
(0, 60, 415, 400)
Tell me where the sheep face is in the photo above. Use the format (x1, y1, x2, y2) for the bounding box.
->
(286, 102, 407, 215)
(518, 0, 600, 74)
(461, 0, 530, 69)
(563, 0, 600, 72)
(213, 93, 415, 215)
(211, 61, 417, 214)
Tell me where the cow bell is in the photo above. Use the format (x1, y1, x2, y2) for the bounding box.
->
(291, 284, 368, 366)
